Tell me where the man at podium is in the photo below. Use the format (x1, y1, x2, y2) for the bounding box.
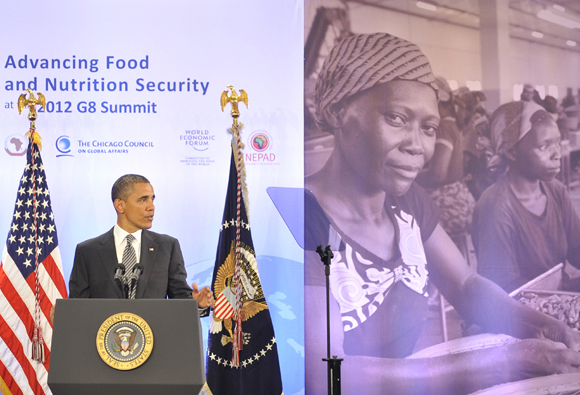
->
(68, 174, 212, 308)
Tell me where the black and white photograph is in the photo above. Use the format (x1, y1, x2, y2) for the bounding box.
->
(304, 1, 580, 394)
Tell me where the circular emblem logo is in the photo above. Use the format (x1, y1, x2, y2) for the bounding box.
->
(250, 131, 270, 152)
(56, 135, 71, 154)
(4, 134, 27, 156)
(56, 135, 74, 157)
(96, 312, 154, 370)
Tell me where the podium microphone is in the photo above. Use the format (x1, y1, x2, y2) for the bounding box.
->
(114, 264, 126, 299)
(128, 264, 144, 299)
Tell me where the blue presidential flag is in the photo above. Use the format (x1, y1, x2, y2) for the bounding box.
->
(202, 137, 283, 395)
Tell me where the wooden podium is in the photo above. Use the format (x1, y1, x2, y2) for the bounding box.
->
(48, 299, 205, 395)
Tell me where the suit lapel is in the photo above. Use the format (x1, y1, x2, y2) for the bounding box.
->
(97, 228, 124, 298)
(137, 230, 158, 298)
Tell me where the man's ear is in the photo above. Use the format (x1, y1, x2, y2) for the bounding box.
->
(114, 199, 125, 214)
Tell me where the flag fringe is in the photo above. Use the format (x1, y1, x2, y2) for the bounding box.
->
(231, 123, 244, 366)
(228, 123, 250, 221)
(28, 137, 45, 363)
(227, 122, 249, 366)
(31, 326, 45, 363)
(25, 129, 42, 151)
(199, 382, 214, 395)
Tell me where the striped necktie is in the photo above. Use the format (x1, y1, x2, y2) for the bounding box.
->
(122, 234, 137, 298)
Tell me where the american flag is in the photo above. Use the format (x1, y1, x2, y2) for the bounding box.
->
(0, 136, 68, 395)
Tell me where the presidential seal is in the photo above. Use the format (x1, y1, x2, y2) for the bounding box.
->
(96, 312, 154, 370)
(211, 241, 268, 346)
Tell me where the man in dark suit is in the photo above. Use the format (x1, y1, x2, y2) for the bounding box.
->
(69, 174, 212, 308)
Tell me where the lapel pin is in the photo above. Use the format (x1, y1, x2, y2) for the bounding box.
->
(149, 248, 154, 251)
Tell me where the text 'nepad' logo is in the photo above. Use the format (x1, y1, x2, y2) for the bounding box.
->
(5, 134, 27, 156)
(250, 131, 270, 152)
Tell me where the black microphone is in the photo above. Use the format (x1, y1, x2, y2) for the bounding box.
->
(128, 264, 144, 299)
(113, 264, 126, 298)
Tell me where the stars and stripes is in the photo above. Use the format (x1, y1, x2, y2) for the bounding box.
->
(214, 287, 235, 320)
(0, 135, 68, 395)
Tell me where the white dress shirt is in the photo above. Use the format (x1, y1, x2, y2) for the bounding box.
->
(113, 224, 142, 264)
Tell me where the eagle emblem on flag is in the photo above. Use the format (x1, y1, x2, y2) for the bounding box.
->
(210, 241, 268, 346)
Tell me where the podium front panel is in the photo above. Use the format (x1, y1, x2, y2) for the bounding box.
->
(48, 298, 205, 395)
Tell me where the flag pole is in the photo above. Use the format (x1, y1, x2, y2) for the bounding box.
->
(220, 85, 249, 366)
(17, 89, 47, 362)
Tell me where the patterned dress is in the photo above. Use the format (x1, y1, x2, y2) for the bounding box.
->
(305, 183, 440, 358)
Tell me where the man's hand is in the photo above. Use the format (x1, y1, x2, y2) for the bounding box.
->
(192, 283, 214, 309)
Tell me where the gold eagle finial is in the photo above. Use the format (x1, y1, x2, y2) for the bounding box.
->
(18, 88, 46, 121)
(220, 85, 248, 125)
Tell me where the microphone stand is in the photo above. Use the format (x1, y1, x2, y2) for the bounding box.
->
(114, 264, 127, 299)
(128, 265, 143, 300)
(316, 244, 343, 395)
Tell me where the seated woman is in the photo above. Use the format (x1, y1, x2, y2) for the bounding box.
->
(305, 32, 580, 395)
(472, 101, 580, 292)
(415, 78, 475, 306)
(415, 77, 475, 238)
(460, 90, 494, 201)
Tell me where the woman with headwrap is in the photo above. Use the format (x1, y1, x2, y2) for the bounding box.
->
(305, 32, 580, 395)
(472, 101, 580, 293)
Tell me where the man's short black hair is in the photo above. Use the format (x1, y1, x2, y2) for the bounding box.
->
(111, 174, 150, 202)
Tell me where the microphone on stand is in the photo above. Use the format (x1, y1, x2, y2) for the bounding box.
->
(114, 264, 126, 299)
(128, 264, 144, 299)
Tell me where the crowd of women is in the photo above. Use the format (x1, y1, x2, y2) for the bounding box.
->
(415, 76, 580, 294)
(304, 32, 580, 394)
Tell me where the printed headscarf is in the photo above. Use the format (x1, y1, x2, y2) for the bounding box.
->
(314, 33, 438, 133)
(486, 101, 551, 170)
